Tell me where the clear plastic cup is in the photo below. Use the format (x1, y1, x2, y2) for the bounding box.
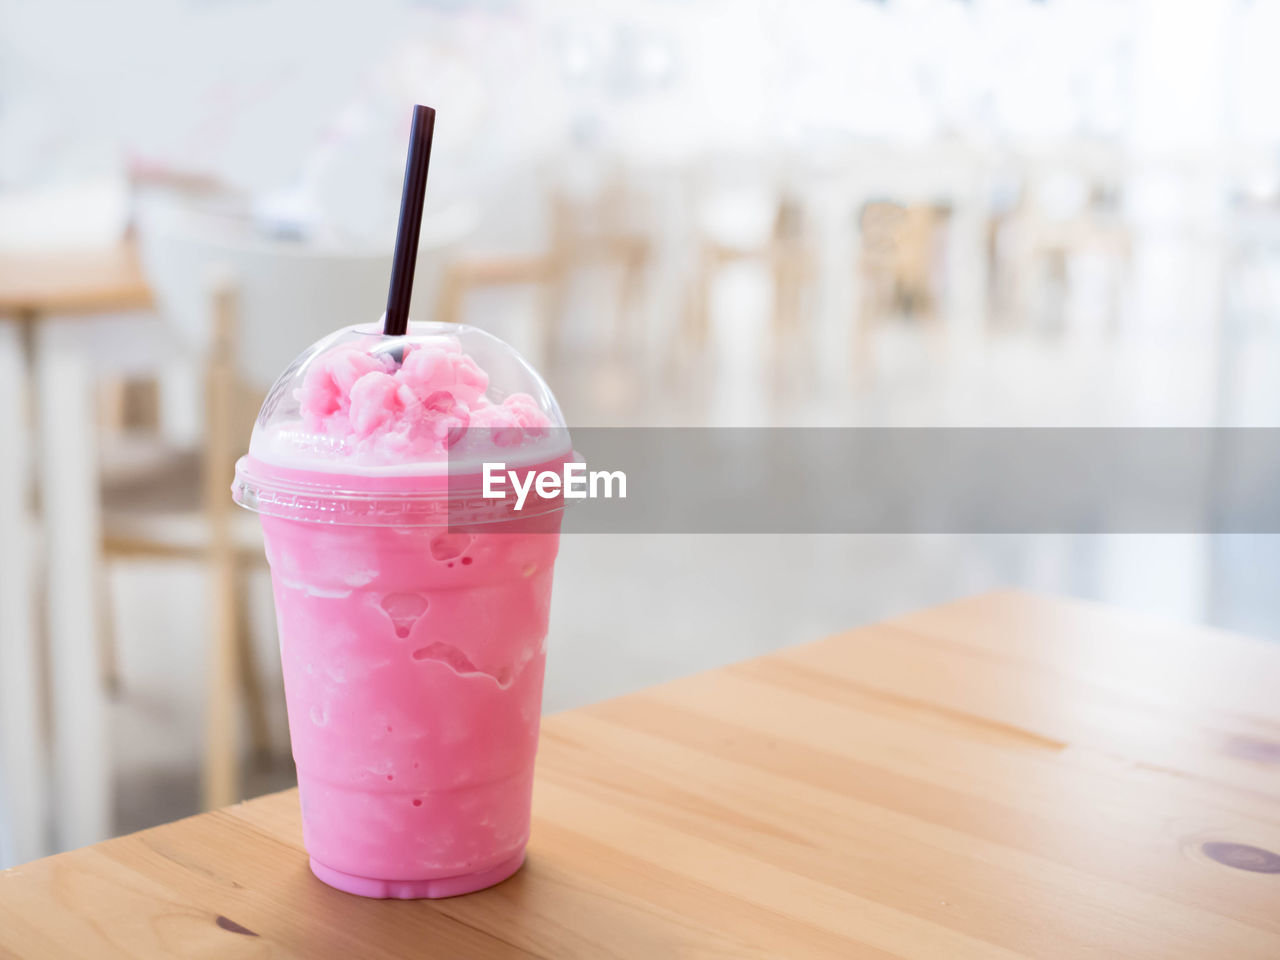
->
(233, 321, 570, 898)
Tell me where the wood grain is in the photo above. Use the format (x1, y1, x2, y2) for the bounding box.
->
(2, 591, 1278, 958)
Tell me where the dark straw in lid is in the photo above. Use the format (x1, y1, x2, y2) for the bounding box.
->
(383, 104, 436, 337)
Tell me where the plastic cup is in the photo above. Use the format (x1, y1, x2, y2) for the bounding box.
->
(233, 322, 570, 898)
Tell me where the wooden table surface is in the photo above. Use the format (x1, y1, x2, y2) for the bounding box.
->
(0, 243, 151, 317)
(2, 591, 1278, 958)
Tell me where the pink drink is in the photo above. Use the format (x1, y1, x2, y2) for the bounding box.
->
(234, 322, 570, 898)
(262, 492, 559, 898)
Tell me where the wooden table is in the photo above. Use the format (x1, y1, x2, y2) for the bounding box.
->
(0, 242, 153, 864)
(1, 591, 1278, 958)
(0, 244, 151, 319)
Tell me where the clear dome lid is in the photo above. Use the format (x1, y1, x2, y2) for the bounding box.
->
(232, 321, 571, 525)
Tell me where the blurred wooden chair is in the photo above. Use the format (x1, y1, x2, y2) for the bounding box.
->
(1025, 195, 1131, 334)
(989, 166, 1130, 333)
(563, 177, 652, 350)
(117, 197, 465, 809)
(685, 173, 814, 352)
(436, 177, 650, 358)
(854, 201, 951, 360)
(97, 281, 269, 815)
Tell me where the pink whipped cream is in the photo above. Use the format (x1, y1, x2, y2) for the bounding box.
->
(264, 338, 553, 468)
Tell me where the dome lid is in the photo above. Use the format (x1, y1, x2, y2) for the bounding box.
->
(232, 321, 571, 525)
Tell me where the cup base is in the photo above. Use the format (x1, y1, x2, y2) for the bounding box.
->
(308, 851, 526, 899)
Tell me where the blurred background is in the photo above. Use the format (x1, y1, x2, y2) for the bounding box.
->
(4, 0, 1280, 866)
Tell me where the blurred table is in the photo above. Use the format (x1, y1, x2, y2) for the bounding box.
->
(0, 244, 151, 318)
(0, 242, 153, 865)
(1, 591, 1277, 958)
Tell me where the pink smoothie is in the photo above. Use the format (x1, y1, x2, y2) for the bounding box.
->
(236, 325, 569, 898)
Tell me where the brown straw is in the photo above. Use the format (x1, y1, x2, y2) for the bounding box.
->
(383, 104, 437, 336)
